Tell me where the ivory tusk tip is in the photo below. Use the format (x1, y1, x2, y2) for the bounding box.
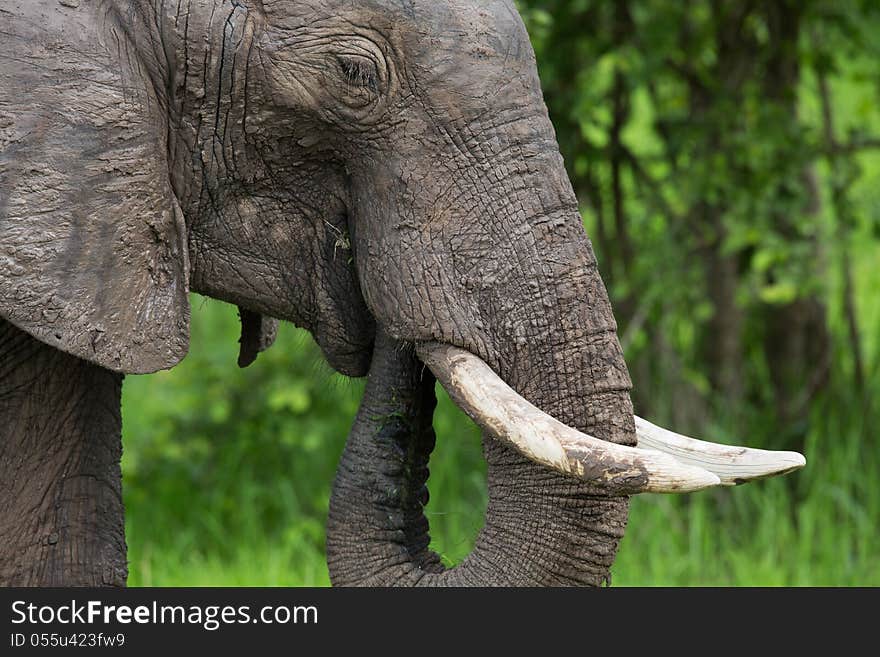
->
(726, 450, 806, 486)
(634, 416, 808, 486)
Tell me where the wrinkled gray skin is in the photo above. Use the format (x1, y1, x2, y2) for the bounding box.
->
(0, 0, 633, 586)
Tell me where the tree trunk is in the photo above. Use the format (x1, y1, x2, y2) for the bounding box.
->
(0, 320, 127, 586)
(701, 238, 745, 404)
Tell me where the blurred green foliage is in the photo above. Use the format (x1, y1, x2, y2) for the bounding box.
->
(123, 0, 880, 585)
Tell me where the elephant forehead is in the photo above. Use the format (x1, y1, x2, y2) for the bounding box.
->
(259, 0, 531, 59)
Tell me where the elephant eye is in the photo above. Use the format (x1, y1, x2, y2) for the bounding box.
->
(336, 55, 380, 93)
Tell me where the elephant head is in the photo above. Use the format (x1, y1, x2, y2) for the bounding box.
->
(0, 0, 804, 586)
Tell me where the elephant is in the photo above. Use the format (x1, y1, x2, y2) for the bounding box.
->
(0, 0, 805, 587)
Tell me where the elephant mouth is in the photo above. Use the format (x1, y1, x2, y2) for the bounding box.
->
(416, 341, 806, 493)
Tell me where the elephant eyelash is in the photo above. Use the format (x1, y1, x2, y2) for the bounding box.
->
(337, 56, 380, 92)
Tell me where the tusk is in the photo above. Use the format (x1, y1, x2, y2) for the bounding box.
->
(416, 342, 721, 495)
(634, 416, 806, 486)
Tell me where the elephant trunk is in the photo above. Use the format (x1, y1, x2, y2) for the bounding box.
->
(327, 215, 638, 584)
(326, 331, 444, 584)
(327, 338, 634, 586)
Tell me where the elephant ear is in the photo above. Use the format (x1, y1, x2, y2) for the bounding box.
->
(0, 3, 189, 374)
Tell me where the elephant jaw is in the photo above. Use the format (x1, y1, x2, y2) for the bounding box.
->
(417, 342, 806, 494)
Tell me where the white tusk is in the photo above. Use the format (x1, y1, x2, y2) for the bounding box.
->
(417, 342, 721, 495)
(634, 416, 806, 486)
